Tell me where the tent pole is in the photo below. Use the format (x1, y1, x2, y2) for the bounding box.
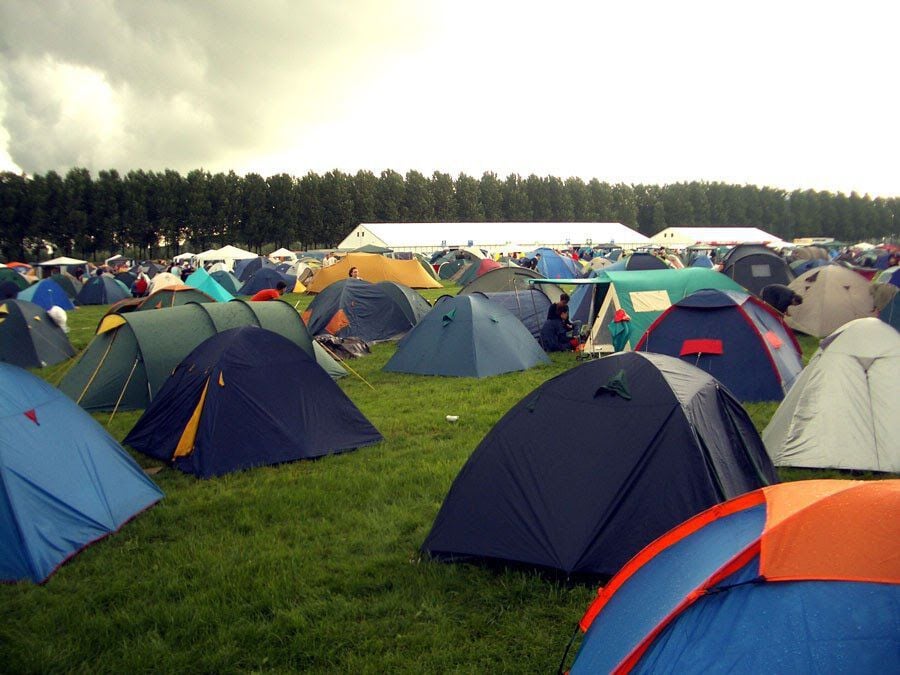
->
(318, 340, 376, 391)
(76, 330, 120, 404)
(108, 355, 140, 425)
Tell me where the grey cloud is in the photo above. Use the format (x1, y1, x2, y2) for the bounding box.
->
(0, 0, 430, 174)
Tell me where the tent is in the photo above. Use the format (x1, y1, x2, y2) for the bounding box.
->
(306, 253, 442, 293)
(0, 268, 30, 291)
(689, 254, 714, 268)
(114, 271, 137, 288)
(873, 265, 900, 287)
(34, 256, 88, 268)
(0, 363, 163, 583)
(438, 259, 467, 280)
(194, 245, 257, 268)
(0, 299, 76, 368)
(385, 294, 549, 378)
(76, 276, 131, 305)
(16, 278, 75, 311)
(147, 272, 184, 294)
(762, 318, 899, 472)
(302, 279, 431, 343)
(234, 256, 277, 282)
(788, 257, 829, 275)
(239, 267, 295, 296)
(880, 290, 900, 330)
(103, 285, 217, 318)
(185, 268, 235, 303)
(635, 289, 803, 401)
(471, 289, 552, 340)
(124, 327, 381, 478)
(720, 243, 794, 297)
(785, 264, 877, 337)
(50, 273, 82, 300)
(60, 300, 325, 411)
(268, 247, 296, 262)
(530, 247, 581, 279)
(456, 259, 502, 286)
(210, 270, 243, 295)
(421, 352, 777, 577)
(458, 266, 564, 303)
(553, 268, 745, 353)
(568, 480, 899, 674)
(604, 252, 669, 271)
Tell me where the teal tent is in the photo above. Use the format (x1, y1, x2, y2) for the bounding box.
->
(185, 268, 235, 302)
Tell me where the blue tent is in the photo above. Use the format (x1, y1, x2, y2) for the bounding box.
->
(636, 289, 804, 401)
(880, 291, 900, 330)
(239, 267, 296, 296)
(124, 326, 382, 478)
(789, 257, 829, 275)
(530, 247, 581, 279)
(0, 363, 163, 582)
(421, 352, 777, 576)
(384, 294, 549, 377)
(233, 256, 275, 282)
(185, 267, 234, 303)
(17, 278, 75, 311)
(689, 254, 714, 268)
(76, 276, 131, 305)
(303, 279, 430, 343)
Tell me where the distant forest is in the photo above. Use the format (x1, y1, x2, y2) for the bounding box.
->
(0, 168, 897, 261)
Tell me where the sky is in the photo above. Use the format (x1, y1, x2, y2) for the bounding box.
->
(0, 0, 897, 197)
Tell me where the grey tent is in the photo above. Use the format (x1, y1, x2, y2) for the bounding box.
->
(458, 266, 564, 303)
(785, 264, 877, 337)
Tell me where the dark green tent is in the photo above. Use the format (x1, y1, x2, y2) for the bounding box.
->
(0, 299, 76, 368)
(60, 300, 323, 411)
(0, 268, 30, 291)
(50, 273, 82, 300)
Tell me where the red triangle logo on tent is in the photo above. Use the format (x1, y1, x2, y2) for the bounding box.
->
(24, 409, 39, 425)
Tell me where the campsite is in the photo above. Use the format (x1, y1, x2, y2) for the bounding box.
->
(2, 268, 895, 672)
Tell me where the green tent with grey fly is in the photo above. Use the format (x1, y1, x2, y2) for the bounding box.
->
(59, 300, 342, 411)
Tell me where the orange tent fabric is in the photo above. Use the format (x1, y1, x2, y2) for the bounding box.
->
(306, 253, 441, 293)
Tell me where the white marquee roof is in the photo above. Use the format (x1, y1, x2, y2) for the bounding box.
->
(650, 226, 789, 248)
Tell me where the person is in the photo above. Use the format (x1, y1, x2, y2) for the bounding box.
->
(250, 281, 287, 301)
(323, 252, 337, 268)
(546, 293, 572, 325)
(132, 273, 149, 298)
(540, 306, 575, 352)
(348, 266, 361, 279)
(761, 284, 803, 314)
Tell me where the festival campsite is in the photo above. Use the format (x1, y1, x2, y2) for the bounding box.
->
(2, 240, 898, 673)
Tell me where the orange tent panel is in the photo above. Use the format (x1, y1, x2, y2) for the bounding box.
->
(306, 253, 442, 293)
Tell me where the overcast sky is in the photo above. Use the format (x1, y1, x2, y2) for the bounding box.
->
(0, 0, 897, 197)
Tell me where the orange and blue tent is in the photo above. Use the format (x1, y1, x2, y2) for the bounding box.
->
(567, 480, 900, 674)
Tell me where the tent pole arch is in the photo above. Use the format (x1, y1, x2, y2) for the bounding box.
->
(76, 330, 121, 405)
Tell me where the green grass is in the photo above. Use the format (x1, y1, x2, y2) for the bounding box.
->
(0, 289, 887, 672)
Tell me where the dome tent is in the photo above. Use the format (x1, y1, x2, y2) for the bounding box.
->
(785, 264, 877, 338)
(59, 300, 341, 411)
(306, 253, 442, 293)
(125, 327, 381, 478)
(568, 480, 899, 674)
(302, 279, 430, 343)
(763, 318, 899, 472)
(16, 278, 75, 311)
(384, 294, 549, 378)
(458, 266, 564, 303)
(721, 243, 793, 297)
(635, 289, 803, 401)
(76, 276, 131, 305)
(185, 268, 235, 303)
(0, 363, 163, 582)
(0, 299, 76, 368)
(421, 352, 777, 577)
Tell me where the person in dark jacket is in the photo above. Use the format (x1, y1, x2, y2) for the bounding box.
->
(540, 306, 574, 352)
(546, 293, 571, 321)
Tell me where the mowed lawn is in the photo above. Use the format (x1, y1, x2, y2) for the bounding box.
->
(0, 286, 870, 672)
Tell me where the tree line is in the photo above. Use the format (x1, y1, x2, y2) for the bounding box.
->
(0, 168, 896, 262)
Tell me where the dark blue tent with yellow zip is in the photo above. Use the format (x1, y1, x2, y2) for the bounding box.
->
(124, 326, 382, 477)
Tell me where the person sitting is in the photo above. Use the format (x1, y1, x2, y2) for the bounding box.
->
(132, 274, 149, 298)
(547, 293, 571, 322)
(250, 281, 287, 301)
(540, 306, 574, 352)
(348, 266, 361, 279)
(761, 284, 803, 314)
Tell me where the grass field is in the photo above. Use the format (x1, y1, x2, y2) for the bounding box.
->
(0, 287, 876, 672)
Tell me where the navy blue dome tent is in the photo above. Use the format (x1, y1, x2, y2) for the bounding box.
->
(0, 299, 76, 368)
(635, 289, 803, 401)
(302, 279, 430, 343)
(239, 267, 296, 296)
(421, 352, 777, 577)
(125, 326, 382, 477)
(0, 363, 163, 583)
(76, 276, 131, 305)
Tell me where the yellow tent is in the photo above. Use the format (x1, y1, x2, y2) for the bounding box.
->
(306, 253, 442, 293)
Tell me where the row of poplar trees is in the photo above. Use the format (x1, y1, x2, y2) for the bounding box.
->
(0, 168, 896, 262)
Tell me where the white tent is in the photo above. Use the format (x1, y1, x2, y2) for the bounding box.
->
(763, 318, 900, 472)
(194, 245, 257, 267)
(35, 256, 88, 267)
(268, 248, 296, 262)
(173, 252, 195, 262)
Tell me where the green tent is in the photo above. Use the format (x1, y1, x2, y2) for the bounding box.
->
(59, 300, 336, 411)
(0, 268, 30, 291)
(536, 268, 744, 353)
